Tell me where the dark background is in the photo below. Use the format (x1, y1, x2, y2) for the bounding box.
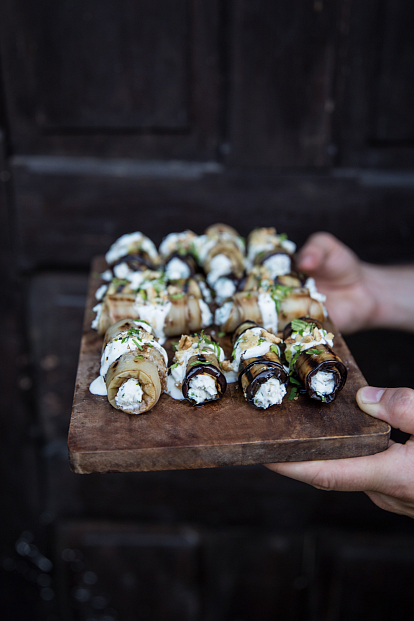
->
(1, 1, 414, 620)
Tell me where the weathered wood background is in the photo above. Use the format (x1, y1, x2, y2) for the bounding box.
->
(1, 1, 414, 619)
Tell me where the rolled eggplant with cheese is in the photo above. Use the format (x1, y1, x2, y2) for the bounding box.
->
(221, 321, 288, 409)
(283, 317, 347, 403)
(89, 318, 168, 415)
(214, 287, 326, 335)
(167, 334, 227, 406)
(159, 230, 199, 281)
(92, 273, 213, 340)
(193, 224, 246, 286)
(247, 228, 296, 277)
(105, 231, 161, 274)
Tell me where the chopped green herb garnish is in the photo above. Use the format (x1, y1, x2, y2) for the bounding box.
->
(289, 386, 298, 400)
(170, 293, 184, 300)
(188, 360, 212, 367)
(132, 339, 143, 350)
(306, 348, 323, 355)
(279, 233, 288, 242)
(291, 318, 309, 333)
(289, 376, 301, 386)
(270, 344, 280, 355)
(170, 362, 179, 370)
(218, 331, 226, 338)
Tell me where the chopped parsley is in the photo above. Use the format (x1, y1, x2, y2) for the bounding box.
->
(306, 348, 323, 355)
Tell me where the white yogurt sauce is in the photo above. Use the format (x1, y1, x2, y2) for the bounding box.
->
(310, 371, 335, 396)
(113, 262, 132, 280)
(214, 301, 233, 327)
(165, 257, 191, 281)
(199, 299, 213, 328)
(134, 300, 172, 343)
(304, 277, 327, 303)
(100, 269, 113, 282)
(253, 378, 287, 408)
(159, 231, 195, 258)
(281, 239, 296, 254)
(187, 374, 218, 404)
(230, 327, 276, 372)
(114, 378, 144, 412)
(258, 292, 278, 333)
(105, 232, 158, 265)
(95, 284, 108, 301)
(91, 302, 103, 330)
(89, 375, 107, 396)
(263, 254, 291, 278)
(198, 280, 213, 304)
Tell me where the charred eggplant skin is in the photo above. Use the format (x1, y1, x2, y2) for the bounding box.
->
(295, 345, 347, 403)
(239, 357, 288, 407)
(232, 320, 261, 345)
(283, 317, 347, 403)
(112, 253, 155, 271)
(181, 354, 227, 406)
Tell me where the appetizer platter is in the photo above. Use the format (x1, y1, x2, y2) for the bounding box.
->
(68, 226, 390, 474)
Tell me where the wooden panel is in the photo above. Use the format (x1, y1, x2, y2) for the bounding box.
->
(11, 158, 414, 270)
(227, 0, 339, 166)
(0, 0, 220, 159)
(372, 2, 414, 142)
(56, 522, 201, 621)
(333, 0, 414, 167)
(68, 257, 389, 474)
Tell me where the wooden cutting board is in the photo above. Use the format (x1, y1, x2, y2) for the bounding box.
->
(68, 257, 390, 474)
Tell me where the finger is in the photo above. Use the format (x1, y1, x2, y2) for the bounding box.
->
(297, 232, 360, 285)
(264, 440, 406, 493)
(297, 232, 333, 272)
(357, 386, 414, 435)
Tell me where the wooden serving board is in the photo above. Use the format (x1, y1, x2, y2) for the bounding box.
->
(68, 257, 390, 474)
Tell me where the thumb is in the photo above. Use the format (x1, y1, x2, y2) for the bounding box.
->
(357, 386, 414, 435)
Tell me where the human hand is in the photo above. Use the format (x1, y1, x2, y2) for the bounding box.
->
(265, 385, 414, 519)
(298, 232, 378, 333)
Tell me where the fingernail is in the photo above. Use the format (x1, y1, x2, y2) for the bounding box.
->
(359, 386, 385, 404)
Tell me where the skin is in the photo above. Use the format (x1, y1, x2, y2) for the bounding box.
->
(265, 232, 414, 519)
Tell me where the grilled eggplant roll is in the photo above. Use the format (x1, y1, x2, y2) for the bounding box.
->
(159, 230, 199, 281)
(92, 273, 213, 340)
(167, 334, 227, 405)
(193, 223, 246, 284)
(105, 231, 161, 271)
(283, 317, 347, 403)
(222, 321, 288, 409)
(89, 318, 168, 415)
(214, 287, 326, 335)
(246, 227, 296, 277)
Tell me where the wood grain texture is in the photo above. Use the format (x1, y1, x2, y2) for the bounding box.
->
(68, 257, 390, 474)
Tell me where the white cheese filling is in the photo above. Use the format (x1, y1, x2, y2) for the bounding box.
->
(105, 232, 158, 265)
(165, 257, 191, 281)
(206, 254, 233, 286)
(167, 342, 225, 400)
(214, 301, 233, 327)
(213, 277, 236, 304)
(115, 378, 144, 412)
(258, 292, 278, 333)
(263, 254, 291, 279)
(253, 378, 287, 408)
(198, 280, 213, 304)
(310, 370, 335, 396)
(187, 374, 218, 404)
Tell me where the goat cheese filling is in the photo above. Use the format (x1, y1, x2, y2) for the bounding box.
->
(167, 341, 225, 400)
(263, 253, 291, 279)
(253, 378, 287, 409)
(213, 277, 236, 304)
(206, 254, 233, 286)
(187, 374, 218, 404)
(165, 257, 191, 281)
(105, 232, 158, 265)
(115, 378, 144, 412)
(309, 371, 335, 396)
(214, 301, 233, 327)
